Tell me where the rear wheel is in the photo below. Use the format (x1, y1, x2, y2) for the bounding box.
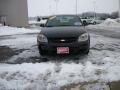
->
(93, 22, 96, 25)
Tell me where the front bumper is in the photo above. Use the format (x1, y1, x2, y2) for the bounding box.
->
(37, 40, 90, 54)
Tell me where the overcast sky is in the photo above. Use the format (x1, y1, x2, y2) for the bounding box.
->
(28, 0, 119, 17)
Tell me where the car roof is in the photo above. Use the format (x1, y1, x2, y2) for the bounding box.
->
(49, 14, 80, 17)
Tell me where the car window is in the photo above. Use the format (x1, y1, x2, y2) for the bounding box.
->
(46, 15, 82, 27)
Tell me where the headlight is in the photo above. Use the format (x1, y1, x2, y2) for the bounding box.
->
(37, 34, 48, 43)
(78, 33, 89, 42)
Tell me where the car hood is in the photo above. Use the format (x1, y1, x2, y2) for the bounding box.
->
(40, 26, 87, 38)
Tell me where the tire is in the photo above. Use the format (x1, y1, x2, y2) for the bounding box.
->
(38, 49, 48, 62)
(84, 39, 90, 54)
(39, 49, 46, 56)
(93, 22, 96, 25)
(39, 56, 48, 62)
(84, 48, 90, 54)
(38, 46, 45, 56)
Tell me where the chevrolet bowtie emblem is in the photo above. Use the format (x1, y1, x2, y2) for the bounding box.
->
(60, 39, 65, 42)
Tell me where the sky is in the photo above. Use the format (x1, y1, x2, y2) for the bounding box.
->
(28, 0, 119, 17)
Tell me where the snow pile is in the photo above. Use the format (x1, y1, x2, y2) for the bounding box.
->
(0, 55, 120, 90)
(99, 18, 120, 26)
(115, 18, 120, 23)
(88, 18, 120, 31)
(0, 26, 40, 36)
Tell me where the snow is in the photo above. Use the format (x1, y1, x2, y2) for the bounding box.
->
(0, 55, 120, 90)
(99, 18, 120, 26)
(0, 26, 40, 36)
(88, 18, 120, 32)
(0, 36, 37, 49)
(115, 18, 120, 23)
(0, 26, 120, 89)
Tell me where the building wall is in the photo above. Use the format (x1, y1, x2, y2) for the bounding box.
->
(0, 0, 28, 27)
(0, 0, 6, 15)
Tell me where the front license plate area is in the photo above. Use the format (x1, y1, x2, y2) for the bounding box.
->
(57, 47, 69, 54)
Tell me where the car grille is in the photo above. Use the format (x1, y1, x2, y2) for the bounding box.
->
(48, 37, 77, 43)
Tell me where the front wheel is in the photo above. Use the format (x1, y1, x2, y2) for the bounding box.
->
(84, 39, 90, 54)
(84, 48, 90, 54)
(38, 49, 48, 62)
(39, 49, 46, 56)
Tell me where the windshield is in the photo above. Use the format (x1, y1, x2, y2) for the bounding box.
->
(46, 15, 82, 27)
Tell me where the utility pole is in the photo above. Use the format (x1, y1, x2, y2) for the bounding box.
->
(54, 0, 59, 15)
(76, 0, 78, 15)
(49, 4, 52, 15)
(92, 0, 96, 19)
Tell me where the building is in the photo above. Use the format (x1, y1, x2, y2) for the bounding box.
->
(0, 0, 120, 27)
(0, 0, 28, 27)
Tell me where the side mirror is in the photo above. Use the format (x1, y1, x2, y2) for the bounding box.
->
(82, 20, 88, 26)
(40, 24, 45, 27)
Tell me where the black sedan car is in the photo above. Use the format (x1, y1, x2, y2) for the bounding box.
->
(37, 15, 90, 55)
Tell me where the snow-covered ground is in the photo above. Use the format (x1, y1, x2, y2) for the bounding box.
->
(0, 26, 120, 90)
(99, 18, 120, 27)
(88, 18, 120, 32)
(0, 26, 40, 36)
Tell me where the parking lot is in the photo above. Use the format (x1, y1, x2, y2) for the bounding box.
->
(0, 25, 120, 90)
